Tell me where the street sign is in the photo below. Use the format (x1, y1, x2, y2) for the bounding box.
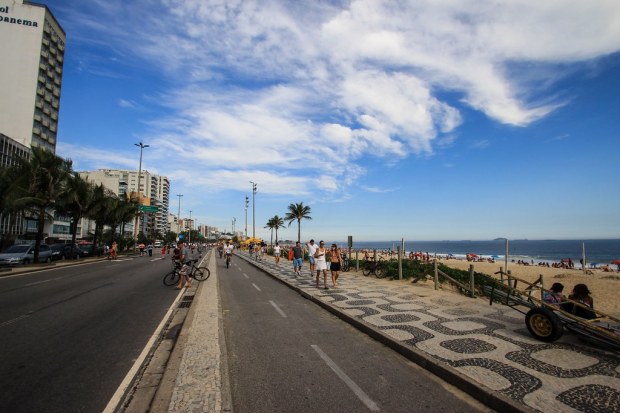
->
(139, 205, 159, 213)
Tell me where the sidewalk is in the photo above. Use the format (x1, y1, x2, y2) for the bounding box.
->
(159, 251, 619, 413)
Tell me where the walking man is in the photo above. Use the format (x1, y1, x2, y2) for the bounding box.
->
(292, 241, 303, 275)
(306, 239, 317, 274)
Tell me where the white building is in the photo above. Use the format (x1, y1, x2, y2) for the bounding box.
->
(0, 1, 65, 153)
(79, 169, 170, 237)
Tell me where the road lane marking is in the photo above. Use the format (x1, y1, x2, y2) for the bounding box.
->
(0, 314, 30, 328)
(311, 345, 379, 412)
(252, 283, 261, 291)
(102, 287, 186, 413)
(269, 300, 287, 318)
(24, 277, 62, 287)
(243, 273, 249, 279)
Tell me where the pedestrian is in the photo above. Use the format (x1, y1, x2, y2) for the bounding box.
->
(161, 245, 166, 258)
(306, 239, 317, 274)
(177, 261, 191, 289)
(110, 241, 117, 260)
(273, 242, 281, 265)
(147, 244, 153, 257)
(329, 243, 342, 288)
(292, 241, 303, 275)
(139, 242, 145, 256)
(314, 240, 329, 289)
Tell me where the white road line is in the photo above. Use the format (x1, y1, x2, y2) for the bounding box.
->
(269, 300, 287, 318)
(311, 345, 379, 412)
(243, 273, 249, 279)
(24, 277, 62, 287)
(0, 314, 30, 328)
(252, 283, 261, 291)
(102, 287, 187, 413)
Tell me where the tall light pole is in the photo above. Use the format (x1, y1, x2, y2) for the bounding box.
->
(250, 181, 257, 240)
(177, 194, 183, 241)
(232, 217, 236, 235)
(244, 195, 249, 238)
(134, 142, 149, 243)
(189, 210, 192, 244)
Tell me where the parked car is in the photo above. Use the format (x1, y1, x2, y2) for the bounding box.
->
(0, 244, 53, 266)
(50, 244, 83, 260)
(78, 243, 104, 257)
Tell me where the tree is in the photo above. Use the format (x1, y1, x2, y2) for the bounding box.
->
(56, 173, 93, 258)
(12, 147, 72, 262)
(284, 202, 312, 243)
(264, 218, 275, 246)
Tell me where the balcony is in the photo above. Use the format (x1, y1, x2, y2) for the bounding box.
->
(37, 88, 45, 96)
(33, 128, 41, 135)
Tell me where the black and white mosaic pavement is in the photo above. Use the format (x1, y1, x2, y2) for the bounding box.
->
(237, 252, 620, 413)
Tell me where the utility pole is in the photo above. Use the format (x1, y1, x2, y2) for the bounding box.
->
(134, 142, 149, 244)
(250, 181, 257, 240)
(176, 194, 183, 241)
(189, 210, 192, 244)
(244, 195, 249, 238)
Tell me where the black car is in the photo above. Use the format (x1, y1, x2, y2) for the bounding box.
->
(50, 244, 83, 260)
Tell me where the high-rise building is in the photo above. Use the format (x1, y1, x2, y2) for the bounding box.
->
(79, 169, 171, 236)
(0, 0, 65, 152)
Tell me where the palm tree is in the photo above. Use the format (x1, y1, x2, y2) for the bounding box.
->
(57, 173, 93, 258)
(272, 215, 284, 243)
(0, 163, 28, 249)
(284, 202, 312, 243)
(264, 217, 275, 246)
(13, 147, 72, 262)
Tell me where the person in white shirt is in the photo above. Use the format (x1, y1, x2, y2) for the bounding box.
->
(273, 242, 281, 265)
(224, 242, 234, 259)
(306, 239, 317, 273)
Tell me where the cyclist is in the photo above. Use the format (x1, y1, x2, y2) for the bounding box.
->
(224, 241, 234, 267)
(218, 242, 224, 258)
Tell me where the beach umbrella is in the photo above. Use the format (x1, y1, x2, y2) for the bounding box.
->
(611, 259, 620, 265)
(467, 253, 478, 258)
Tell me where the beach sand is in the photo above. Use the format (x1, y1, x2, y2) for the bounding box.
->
(266, 251, 620, 317)
(437, 259, 620, 317)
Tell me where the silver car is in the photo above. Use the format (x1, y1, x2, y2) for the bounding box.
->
(0, 244, 53, 266)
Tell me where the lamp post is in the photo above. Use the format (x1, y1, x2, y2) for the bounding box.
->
(250, 181, 257, 240)
(134, 142, 149, 243)
(244, 195, 249, 238)
(189, 210, 192, 244)
(232, 217, 236, 236)
(176, 194, 183, 241)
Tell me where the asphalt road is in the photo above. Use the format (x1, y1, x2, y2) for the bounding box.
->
(220, 255, 493, 413)
(0, 253, 185, 413)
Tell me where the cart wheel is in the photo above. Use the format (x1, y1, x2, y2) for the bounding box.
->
(525, 308, 564, 342)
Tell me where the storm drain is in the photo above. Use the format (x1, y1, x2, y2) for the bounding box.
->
(178, 295, 195, 308)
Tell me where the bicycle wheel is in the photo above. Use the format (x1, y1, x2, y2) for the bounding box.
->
(375, 264, 388, 279)
(226, 257, 230, 268)
(193, 267, 210, 281)
(163, 270, 180, 286)
(362, 262, 372, 276)
(342, 259, 350, 272)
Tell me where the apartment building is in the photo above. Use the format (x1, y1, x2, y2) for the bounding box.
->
(0, 1, 65, 153)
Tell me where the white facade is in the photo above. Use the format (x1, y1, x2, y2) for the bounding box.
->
(0, 1, 65, 152)
(80, 169, 170, 236)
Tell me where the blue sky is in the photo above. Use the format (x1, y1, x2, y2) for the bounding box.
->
(47, 0, 620, 242)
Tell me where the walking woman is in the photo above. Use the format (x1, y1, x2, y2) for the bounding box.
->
(329, 244, 342, 288)
(314, 241, 329, 289)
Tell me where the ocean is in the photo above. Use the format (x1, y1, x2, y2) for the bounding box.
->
(333, 239, 620, 265)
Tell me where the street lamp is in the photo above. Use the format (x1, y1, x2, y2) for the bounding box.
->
(134, 142, 149, 242)
(250, 181, 257, 240)
(189, 210, 192, 244)
(232, 217, 236, 235)
(177, 194, 183, 240)
(244, 195, 249, 238)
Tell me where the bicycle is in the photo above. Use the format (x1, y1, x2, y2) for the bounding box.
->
(362, 257, 387, 278)
(163, 259, 210, 286)
(340, 253, 350, 272)
(225, 253, 231, 268)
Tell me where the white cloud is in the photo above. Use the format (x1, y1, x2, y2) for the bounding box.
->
(60, 0, 620, 199)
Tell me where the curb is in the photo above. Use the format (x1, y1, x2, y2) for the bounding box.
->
(237, 252, 535, 413)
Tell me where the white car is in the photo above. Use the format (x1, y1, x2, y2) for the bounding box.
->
(0, 244, 52, 266)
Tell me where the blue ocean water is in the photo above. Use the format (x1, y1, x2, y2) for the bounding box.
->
(336, 239, 620, 265)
